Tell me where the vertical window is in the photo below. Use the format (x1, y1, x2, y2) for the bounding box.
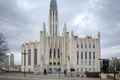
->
(81, 43, 83, 48)
(81, 52, 83, 59)
(49, 48, 52, 59)
(89, 43, 91, 48)
(89, 68, 91, 72)
(58, 48, 60, 58)
(77, 44, 79, 48)
(77, 51, 79, 65)
(93, 44, 95, 48)
(24, 50, 26, 66)
(89, 61, 91, 65)
(85, 68, 87, 72)
(81, 60, 83, 65)
(85, 52, 87, 59)
(54, 48, 56, 58)
(81, 68, 83, 72)
(93, 52, 95, 59)
(34, 48, 37, 65)
(93, 61, 95, 65)
(28, 49, 31, 65)
(93, 68, 95, 72)
(85, 43, 87, 48)
(68, 56, 70, 61)
(89, 52, 91, 59)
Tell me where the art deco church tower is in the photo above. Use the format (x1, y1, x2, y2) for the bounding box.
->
(49, 0, 58, 37)
(21, 0, 100, 73)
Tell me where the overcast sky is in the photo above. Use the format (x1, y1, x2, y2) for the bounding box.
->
(0, 0, 120, 64)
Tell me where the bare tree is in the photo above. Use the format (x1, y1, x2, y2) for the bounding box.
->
(0, 32, 9, 62)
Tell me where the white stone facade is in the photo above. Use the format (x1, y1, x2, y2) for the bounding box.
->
(21, 0, 101, 73)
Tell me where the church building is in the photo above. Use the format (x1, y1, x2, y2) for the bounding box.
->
(21, 0, 101, 73)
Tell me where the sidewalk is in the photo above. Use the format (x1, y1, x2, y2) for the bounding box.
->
(0, 72, 113, 80)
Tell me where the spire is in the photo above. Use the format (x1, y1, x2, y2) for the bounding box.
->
(43, 22, 46, 35)
(50, 0, 57, 11)
(49, 0, 58, 37)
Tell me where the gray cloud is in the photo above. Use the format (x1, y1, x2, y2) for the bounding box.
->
(98, 0, 120, 48)
(0, 0, 120, 64)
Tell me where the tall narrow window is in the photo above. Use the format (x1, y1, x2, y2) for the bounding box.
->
(89, 52, 91, 59)
(89, 61, 91, 65)
(85, 68, 87, 72)
(77, 51, 79, 65)
(81, 52, 83, 59)
(54, 48, 56, 58)
(34, 48, 37, 65)
(77, 44, 79, 48)
(89, 43, 91, 48)
(24, 50, 26, 66)
(85, 43, 87, 48)
(58, 48, 60, 58)
(28, 49, 31, 65)
(85, 52, 87, 59)
(49, 48, 52, 59)
(81, 43, 83, 48)
(93, 44, 95, 48)
(81, 68, 83, 72)
(93, 52, 95, 59)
